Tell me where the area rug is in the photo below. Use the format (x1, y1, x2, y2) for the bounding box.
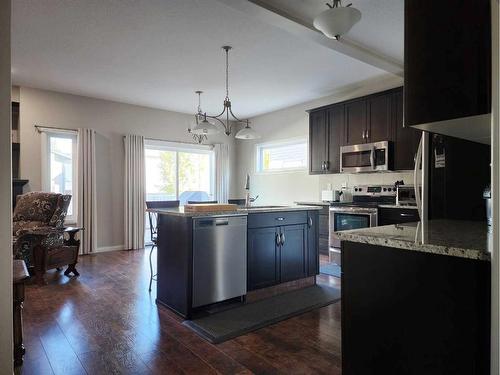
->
(183, 284, 341, 344)
(320, 262, 341, 278)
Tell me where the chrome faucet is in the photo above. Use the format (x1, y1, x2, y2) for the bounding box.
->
(244, 173, 259, 207)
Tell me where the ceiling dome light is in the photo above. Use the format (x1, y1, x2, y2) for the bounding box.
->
(235, 121, 260, 140)
(313, 1, 361, 40)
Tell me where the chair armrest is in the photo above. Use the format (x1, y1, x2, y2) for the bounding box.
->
(15, 226, 65, 238)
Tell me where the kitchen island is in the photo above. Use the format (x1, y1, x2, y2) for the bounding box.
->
(151, 205, 321, 319)
(334, 220, 491, 375)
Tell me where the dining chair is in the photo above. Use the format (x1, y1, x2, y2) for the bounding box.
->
(145, 200, 179, 292)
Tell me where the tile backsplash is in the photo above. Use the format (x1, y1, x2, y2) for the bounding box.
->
(318, 171, 414, 195)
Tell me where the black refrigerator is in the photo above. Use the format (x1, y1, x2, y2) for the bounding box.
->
(427, 133, 490, 221)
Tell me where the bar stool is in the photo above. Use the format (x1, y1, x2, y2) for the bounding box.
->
(145, 200, 179, 292)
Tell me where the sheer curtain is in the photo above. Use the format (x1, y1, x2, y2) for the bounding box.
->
(214, 143, 229, 203)
(77, 128, 97, 254)
(124, 134, 145, 250)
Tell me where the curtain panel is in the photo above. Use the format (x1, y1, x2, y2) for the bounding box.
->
(214, 143, 229, 203)
(124, 134, 145, 250)
(77, 128, 97, 254)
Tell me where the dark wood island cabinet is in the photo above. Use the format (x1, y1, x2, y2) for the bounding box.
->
(154, 206, 321, 319)
(336, 221, 490, 375)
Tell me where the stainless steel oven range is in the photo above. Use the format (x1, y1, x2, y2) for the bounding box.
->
(329, 185, 396, 264)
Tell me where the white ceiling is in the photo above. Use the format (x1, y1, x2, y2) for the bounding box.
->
(12, 0, 401, 118)
(259, 0, 404, 63)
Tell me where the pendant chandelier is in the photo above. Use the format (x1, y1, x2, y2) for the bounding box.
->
(188, 46, 260, 141)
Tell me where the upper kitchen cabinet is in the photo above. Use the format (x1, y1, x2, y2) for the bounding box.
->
(308, 106, 343, 174)
(366, 93, 392, 143)
(326, 106, 344, 173)
(309, 110, 328, 174)
(405, 0, 491, 144)
(345, 90, 393, 145)
(345, 99, 366, 146)
(392, 87, 422, 170)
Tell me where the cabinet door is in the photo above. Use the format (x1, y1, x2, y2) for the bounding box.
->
(392, 88, 422, 170)
(280, 224, 307, 283)
(405, 0, 490, 126)
(345, 99, 367, 145)
(306, 211, 319, 277)
(326, 105, 344, 173)
(367, 93, 392, 143)
(247, 227, 279, 290)
(309, 110, 328, 174)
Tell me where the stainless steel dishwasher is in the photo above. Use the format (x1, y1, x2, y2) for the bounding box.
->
(192, 215, 247, 308)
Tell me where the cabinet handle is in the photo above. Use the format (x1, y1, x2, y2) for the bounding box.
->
(399, 213, 413, 217)
(366, 129, 370, 139)
(280, 233, 285, 245)
(308, 217, 313, 228)
(325, 161, 329, 170)
(275, 217, 285, 221)
(362, 130, 365, 139)
(276, 233, 281, 246)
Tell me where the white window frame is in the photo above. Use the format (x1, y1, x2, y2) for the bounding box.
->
(255, 137, 308, 174)
(144, 139, 216, 201)
(41, 129, 78, 224)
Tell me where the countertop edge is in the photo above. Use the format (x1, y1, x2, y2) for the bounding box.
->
(334, 231, 491, 262)
(149, 205, 323, 217)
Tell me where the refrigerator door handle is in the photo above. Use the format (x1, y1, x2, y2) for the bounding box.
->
(414, 134, 423, 221)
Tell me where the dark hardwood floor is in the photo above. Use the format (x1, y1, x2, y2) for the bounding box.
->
(16, 250, 341, 375)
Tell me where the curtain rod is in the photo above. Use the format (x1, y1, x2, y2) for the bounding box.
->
(133, 136, 215, 149)
(34, 124, 78, 133)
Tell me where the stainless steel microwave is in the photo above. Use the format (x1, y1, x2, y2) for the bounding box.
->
(340, 141, 390, 173)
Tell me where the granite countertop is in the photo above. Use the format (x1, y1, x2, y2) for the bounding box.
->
(149, 205, 322, 217)
(333, 220, 491, 261)
(295, 201, 333, 206)
(377, 204, 418, 210)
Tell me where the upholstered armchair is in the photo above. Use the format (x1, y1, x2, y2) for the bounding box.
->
(12, 192, 81, 284)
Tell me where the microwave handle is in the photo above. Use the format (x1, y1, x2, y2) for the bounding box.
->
(370, 146, 375, 170)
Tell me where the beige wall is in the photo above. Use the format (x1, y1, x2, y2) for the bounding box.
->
(19, 87, 237, 251)
(234, 75, 413, 205)
(0, 0, 13, 372)
(11, 85, 19, 102)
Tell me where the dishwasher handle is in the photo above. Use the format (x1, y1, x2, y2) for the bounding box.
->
(215, 218, 229, 226)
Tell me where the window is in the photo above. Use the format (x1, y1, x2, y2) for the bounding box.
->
(42, 131, 78, 223)
(144, 140, 215, 243)
(256, 139, 307, 173)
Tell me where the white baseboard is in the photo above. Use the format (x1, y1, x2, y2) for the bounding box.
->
(94, 244, 125, 253)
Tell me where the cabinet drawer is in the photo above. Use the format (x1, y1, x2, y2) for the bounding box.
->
(378, 207, 420, 226)
(247, 211, 308, 229)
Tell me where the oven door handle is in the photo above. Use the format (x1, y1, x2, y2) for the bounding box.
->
(370, 146, 376, 170)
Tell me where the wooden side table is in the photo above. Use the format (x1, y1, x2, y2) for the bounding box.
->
(13, 259, 29, 367)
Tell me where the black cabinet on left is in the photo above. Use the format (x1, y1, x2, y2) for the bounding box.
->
(309, 106, 344, 174)
(247, 226, 280, 291)
(309, 110, 328, 174)
(247, 210, 319, 291)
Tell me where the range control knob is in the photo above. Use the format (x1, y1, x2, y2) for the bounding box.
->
(383, 188, 387, 192)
